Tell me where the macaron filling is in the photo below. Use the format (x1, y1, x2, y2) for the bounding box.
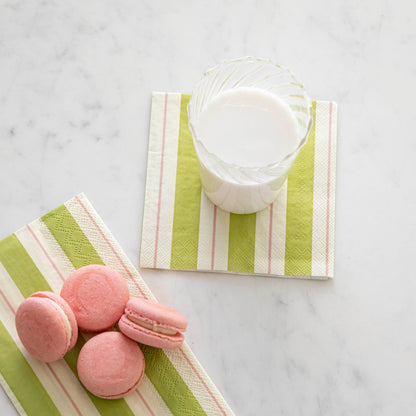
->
(128, 316, 178, 336)
(42, 298, 72, 351)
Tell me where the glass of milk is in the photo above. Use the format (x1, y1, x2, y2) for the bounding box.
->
(188, 57, 313, 214)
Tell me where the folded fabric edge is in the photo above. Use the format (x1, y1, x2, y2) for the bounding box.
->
(139, 265, 331, 280)
(0, 376, 26, 416)
(0, 192, 90, 244)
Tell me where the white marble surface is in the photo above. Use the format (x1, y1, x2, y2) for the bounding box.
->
(1, 0, 416, 414)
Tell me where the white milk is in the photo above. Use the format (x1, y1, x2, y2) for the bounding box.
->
(198, 87, 299, 168)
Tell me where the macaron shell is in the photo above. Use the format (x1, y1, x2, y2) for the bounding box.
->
(61, 265, 129, 332)
(15, 297, 71, 362)
(31, 292, 78, 350)
(119, 314, 185, 349)
(77, 332, 145, 399)
(125, 298, 188, 333)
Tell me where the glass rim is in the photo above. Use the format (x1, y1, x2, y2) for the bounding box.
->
(188, 57, 313, 182)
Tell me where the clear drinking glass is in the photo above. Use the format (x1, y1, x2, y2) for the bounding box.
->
(188, 57, 313, 214)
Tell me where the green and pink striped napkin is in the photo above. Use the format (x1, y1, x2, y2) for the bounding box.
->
(0, 193, 234, 416)
(140, 93, 338, 279)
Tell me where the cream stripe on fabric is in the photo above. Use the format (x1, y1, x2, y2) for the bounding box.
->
(254, 206, 270, 274)
(38, 219, 75, 274)
(328, 103, 338, 277)
(65, 194, 153, 299)
(270, 183, 288, 276)
(29, 219, 76, 276)
(166, 344, 233, 416)
(212, 208, 229, 272)
(312, 102, 330, 277)
(0, 373, 28, 416)
(44, 359, 100, 416)
(0, 265, 26, 312)
(140, 93, 167, 268)
(197, 191, 215, 270)
(68, 194, 233, 415)
(0, 264, 98, 416)
(24, 219, 76, 279)
(156, 93, 181, 269)
(254, 183, 287, 276)
(15, 226, 66, 293)
(123, 389, 156, 416)
(134, 375, 173, 416)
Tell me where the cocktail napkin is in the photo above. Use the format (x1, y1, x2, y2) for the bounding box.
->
(140, 93, 338, 279)
(0, 193, 234, 416)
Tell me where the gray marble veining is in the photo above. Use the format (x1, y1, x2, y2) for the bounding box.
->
(1, 0, 416, 415)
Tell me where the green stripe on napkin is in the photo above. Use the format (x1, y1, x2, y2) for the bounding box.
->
(140, 94, 337, 279)
(171, 94, 202, 270)
(42, 206, 103, 268)
(228, 213, 256, 273)
(0, 322, 61, 416)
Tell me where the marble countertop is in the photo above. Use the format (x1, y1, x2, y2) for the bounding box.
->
(1, 1, 416, 415)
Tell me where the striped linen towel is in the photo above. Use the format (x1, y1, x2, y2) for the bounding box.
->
(140, 93, 338, 279)
(0, 193, 234, 416)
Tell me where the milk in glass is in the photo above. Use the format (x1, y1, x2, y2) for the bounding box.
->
(198, 87, 299, 170)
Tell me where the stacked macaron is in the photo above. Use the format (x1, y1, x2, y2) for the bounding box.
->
(15, 264, 187, 399)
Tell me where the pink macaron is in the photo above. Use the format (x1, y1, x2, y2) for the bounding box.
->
(77, 331, 145, 399)
(118, 298, 187, 349)
(15, 291, 78, 362)
(61, 265, 129, 332)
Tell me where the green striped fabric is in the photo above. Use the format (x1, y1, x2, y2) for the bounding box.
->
(0, 233, 134, 416)
(42, 204, 206, 416)
(170, 95, 202, 270)
(228, 214, 256, 273)
(0, 193, 234, 416)
(140, 93, 337, 279)
(142, 346, 206, 416)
